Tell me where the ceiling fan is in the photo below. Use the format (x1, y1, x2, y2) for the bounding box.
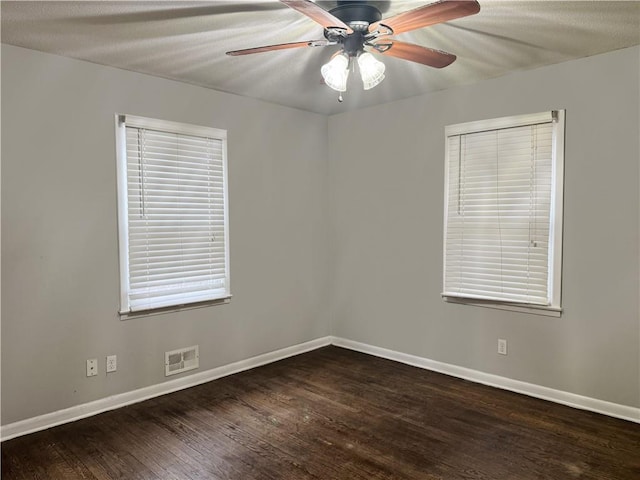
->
(226, 0, 481, 98)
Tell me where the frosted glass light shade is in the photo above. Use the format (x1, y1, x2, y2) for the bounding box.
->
(358, 52, 385, 90)
(321, 53, 349, 92)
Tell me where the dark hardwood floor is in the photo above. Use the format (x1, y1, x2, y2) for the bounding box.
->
(2, 346, 639, 479)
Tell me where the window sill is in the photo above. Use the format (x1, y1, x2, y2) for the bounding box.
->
(120, 295, 232, 320)
(442, 295, 562, 317)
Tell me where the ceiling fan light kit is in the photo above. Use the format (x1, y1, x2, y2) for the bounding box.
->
(226, 0, 481, 100)
(320, 50, 385, 93)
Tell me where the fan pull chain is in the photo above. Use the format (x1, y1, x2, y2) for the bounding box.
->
(338, 93, 344, 103)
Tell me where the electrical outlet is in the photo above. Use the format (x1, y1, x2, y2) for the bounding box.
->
(498, 339, 508, 355)
(106, 355, 117, 373)
(86, 358, 98, 377)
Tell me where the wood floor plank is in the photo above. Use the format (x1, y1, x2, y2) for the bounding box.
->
(2, 346, 639, 479)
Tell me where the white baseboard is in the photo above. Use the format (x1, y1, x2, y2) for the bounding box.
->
(3, 334, 638, 442)
(331, 337, 640, 424)
(0, 336, 332, 442)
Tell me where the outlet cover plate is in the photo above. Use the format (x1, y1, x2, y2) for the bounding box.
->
(498, 339, 508, 355)
(106, 355, 117, 373)
(86, 358, 98, 377)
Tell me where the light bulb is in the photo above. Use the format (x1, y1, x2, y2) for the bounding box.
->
(358, 52, 385, 90)
(321, 53, 349, 92)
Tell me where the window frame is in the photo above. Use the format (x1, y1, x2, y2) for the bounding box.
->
(442, 110, 565, 316)
(115, 114, 231, 316)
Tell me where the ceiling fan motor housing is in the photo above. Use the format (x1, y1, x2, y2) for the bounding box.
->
(324, 2, 382, 55)
(330, 2, 382, 28)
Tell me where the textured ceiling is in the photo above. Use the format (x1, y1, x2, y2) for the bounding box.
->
(2, 1, 639, 115)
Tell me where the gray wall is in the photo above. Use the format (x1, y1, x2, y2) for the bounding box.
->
(3, 44, 639, 426)
(328, 46, 640, 408)
(1, 45, 330, 424)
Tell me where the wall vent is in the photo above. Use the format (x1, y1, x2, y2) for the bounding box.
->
(165, 345, 199, 376)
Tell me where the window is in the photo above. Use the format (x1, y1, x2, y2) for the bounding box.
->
(442, 111, 564, 313)
(116, 115, 230, 314)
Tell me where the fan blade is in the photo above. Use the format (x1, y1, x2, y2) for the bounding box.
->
(226, 40, 331, 56)
(370, 40, 456, 68)
(280, 0, 353, 33)
(370, 0, 480, 35)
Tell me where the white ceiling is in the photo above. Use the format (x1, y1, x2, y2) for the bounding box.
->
(2, 1, 639, 115)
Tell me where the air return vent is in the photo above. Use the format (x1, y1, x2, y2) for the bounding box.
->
(165, 345, 199, 376)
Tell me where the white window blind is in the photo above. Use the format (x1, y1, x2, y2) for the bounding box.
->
(443, 111, 564, 307)
(116, 115, 230, 313)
